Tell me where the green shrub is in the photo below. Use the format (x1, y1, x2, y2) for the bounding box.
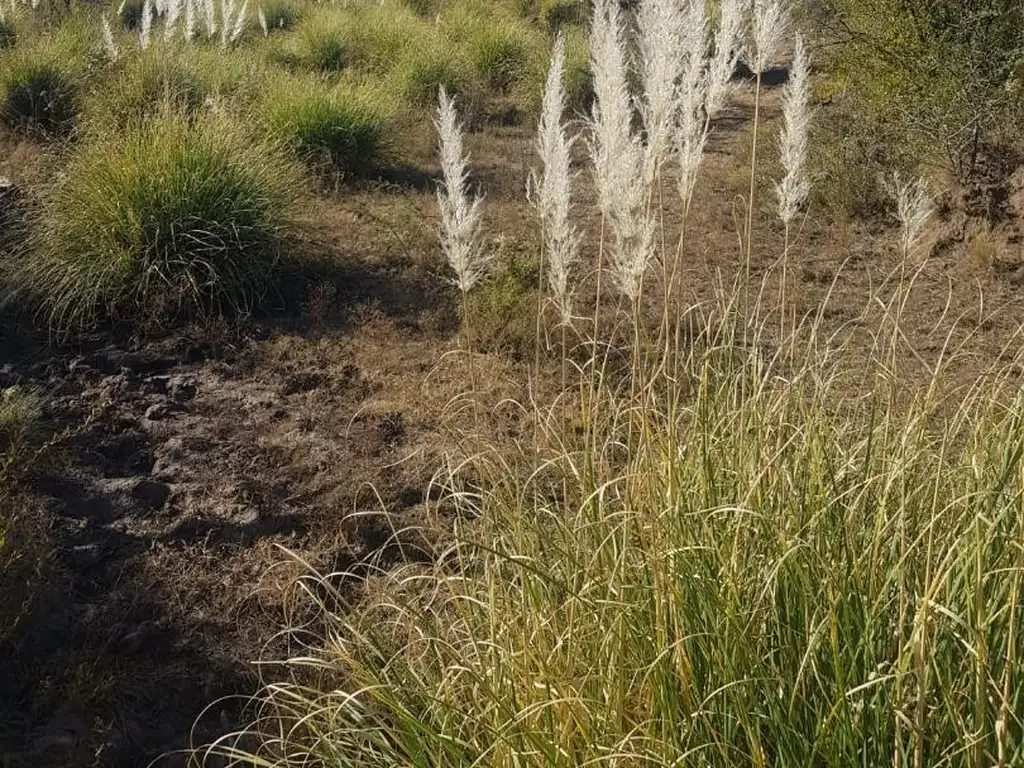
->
(119, 0, 145, 29)
(13, 111, 307, 332)
(824, 0, 1024, 178)
(264, 77, 394, 177)
(0, 46, 79, 137)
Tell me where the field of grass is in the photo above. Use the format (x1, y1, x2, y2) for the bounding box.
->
(2, 0, 1024, 766)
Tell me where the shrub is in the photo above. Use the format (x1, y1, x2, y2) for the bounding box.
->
(823, 0, 1024, 179)
(0, 46, 78, 137)
(118, 0, 145, 29)
(263, 77, 394, 177)
(12, 111, 307, 332)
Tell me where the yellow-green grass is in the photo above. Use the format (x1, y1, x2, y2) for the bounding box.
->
(262, 74, 397, 178)
(9, 109, 308, 333)
(205, 296, 1024, 765)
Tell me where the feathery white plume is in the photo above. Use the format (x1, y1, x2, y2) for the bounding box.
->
(775, 33, 811, 224)
(164, 0, 181, 40)
(258, 5, 267, 35)
(203, 0, 216, 37)
(184, 0, 195, 39)
(139, 0, 153, 50)
(436, 87, 489, 293)
(230, 0, 247, 42)
(705, 0, 745, 119)
(588, 0, 655, 302)
(888, 175, 933, 257)
(750, 0, 788, 74)
(675, 0, 709, 210)
(637, 0, 684, 183)
(533, 34, 579, 325)
(101, 16, 119, 60)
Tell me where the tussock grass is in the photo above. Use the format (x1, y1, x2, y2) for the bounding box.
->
(260, 0, 299, 32)
(291, 2, 423, 74)
(85, 47, 209, 128)
(0, 16, 16, 49)
(0, 43, 80, 137)
(263, 75, 396, 178)
(9, 110, 307, 333)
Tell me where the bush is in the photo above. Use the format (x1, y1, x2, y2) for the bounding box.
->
(264, 77, 394, 177)
(0, 46, 78, 137)
(118, 0, 145, 29)
(11, 111, 307, 332)
(823, 0, 1024, 179)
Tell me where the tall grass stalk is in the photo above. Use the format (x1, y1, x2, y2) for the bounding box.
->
(437, 86, 488, 425)
(531, 33, 578, 400)
(774, 33, 810, 335)
(745, 0, 787, 300)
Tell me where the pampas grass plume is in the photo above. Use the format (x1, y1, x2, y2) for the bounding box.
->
(533, 33, 579, 325)
(775, 33, 811, 224)
(436, 86, 488, 293)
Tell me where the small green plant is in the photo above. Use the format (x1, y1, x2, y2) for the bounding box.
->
(0, 387, 43, 471)
(264, 77, 395, 177)
(13, 110, 307, 332)
(0, 46, 78, 137)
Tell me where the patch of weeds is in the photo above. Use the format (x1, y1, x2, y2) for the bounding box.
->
(466, 244, 539, 359)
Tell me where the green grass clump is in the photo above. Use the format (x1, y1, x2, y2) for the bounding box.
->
(263, 77, 395, 178)
(0, 45, 79, 137)
(261, 0, 299, 31)
(291, 4, 423, 74)
(468, 22, 534, 92)
(85, 49, 209, 129)
(390, 43, 472, 107)
(0, 16, 17, 49)
(13, 111, 307, 332)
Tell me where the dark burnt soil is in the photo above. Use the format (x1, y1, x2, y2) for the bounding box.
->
(3, 82, 1024, 768)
